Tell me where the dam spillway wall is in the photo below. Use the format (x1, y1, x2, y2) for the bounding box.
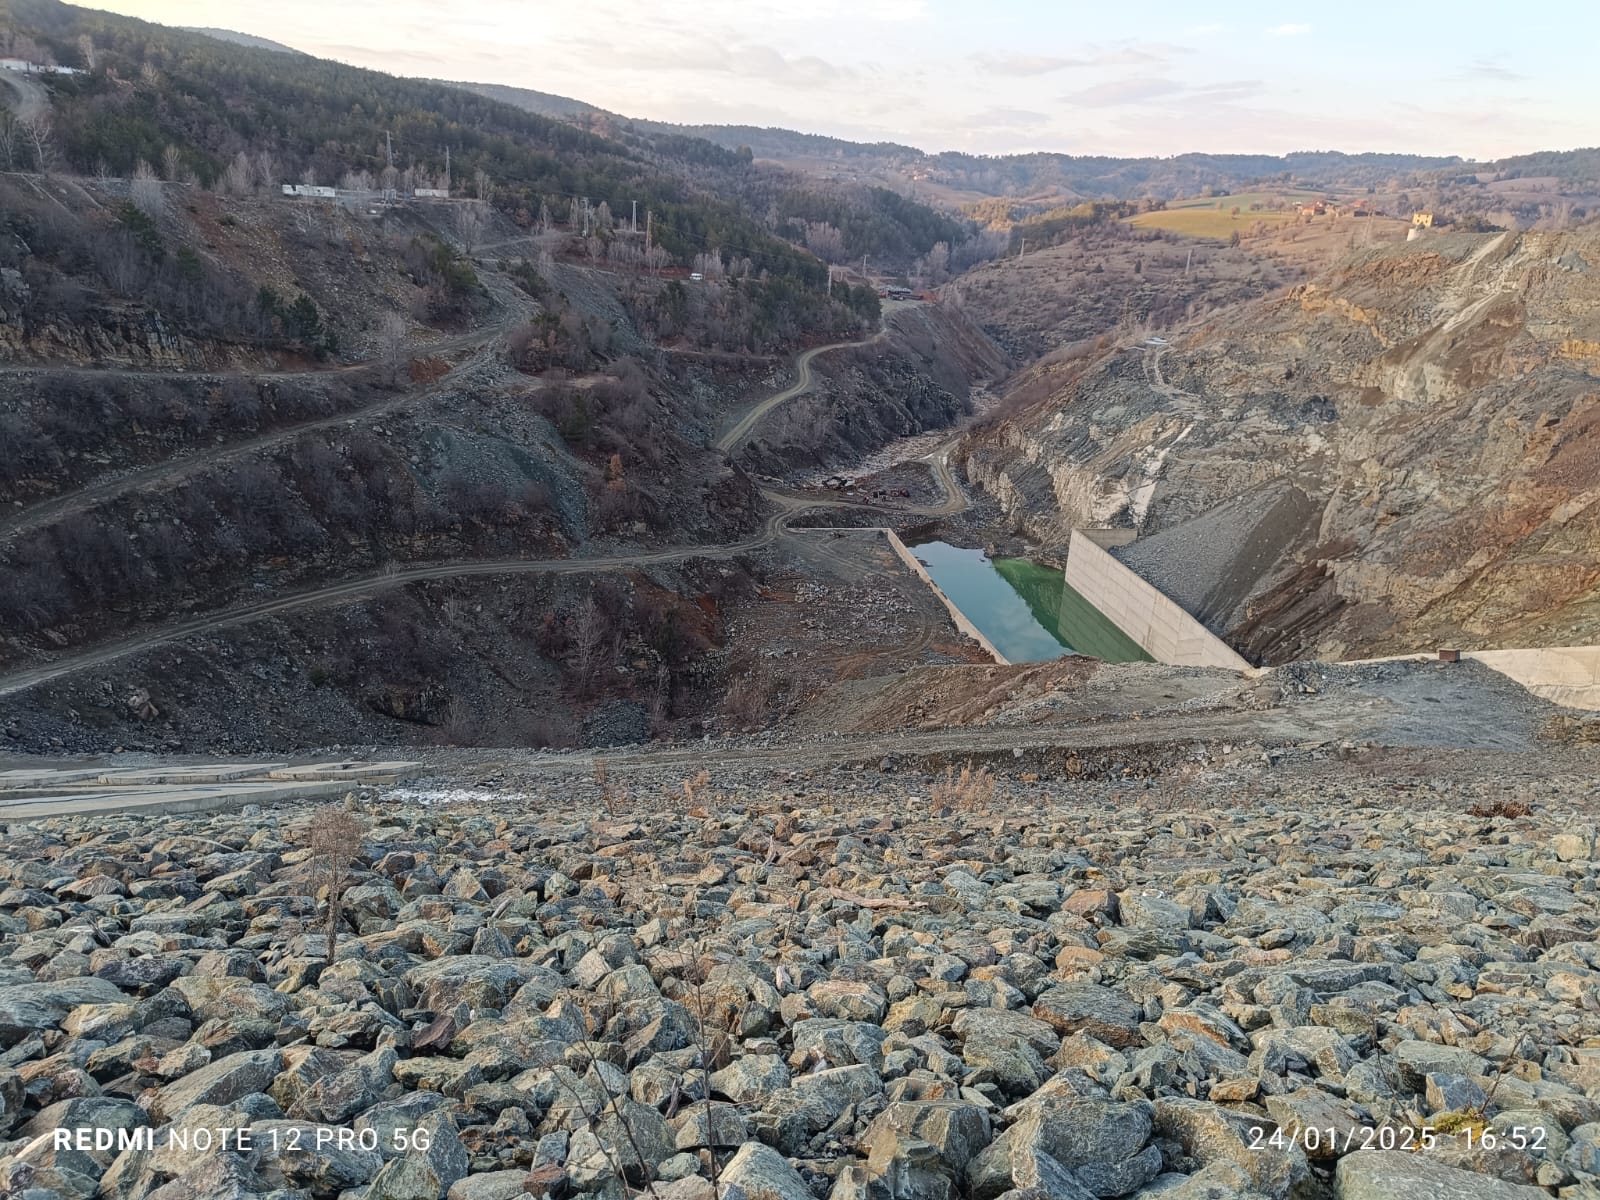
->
(1064, 530, 1252, 671)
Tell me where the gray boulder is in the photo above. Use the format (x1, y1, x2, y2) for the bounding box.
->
(721, 1140, 816, 1200)
(1335, 1150, 1549, 1198)
(0, 978, 126, 1041)
(1032, 985, 1144, 1049)
(149, 1049, 284, 1122)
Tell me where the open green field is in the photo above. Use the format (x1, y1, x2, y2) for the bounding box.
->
(1128, 190, 1325, 239)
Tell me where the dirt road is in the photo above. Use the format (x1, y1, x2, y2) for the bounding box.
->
(0, 321, 968, 699)
(0, 70, 48, 122)
(715, 329, 888, 453)
(0, 497, 824, 699)
(0, 342, 502, 543)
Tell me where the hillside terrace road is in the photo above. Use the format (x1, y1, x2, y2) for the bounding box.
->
(0, 341, 503, 543)
(0, 318, 967, 699)
(715, 301, 918, 454)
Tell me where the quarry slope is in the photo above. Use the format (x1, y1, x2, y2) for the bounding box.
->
(965, 228, 1600, 664)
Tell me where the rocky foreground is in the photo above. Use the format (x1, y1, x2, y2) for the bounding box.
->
(1, 771, 1599, 1200)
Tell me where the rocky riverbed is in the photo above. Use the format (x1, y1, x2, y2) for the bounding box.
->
(1, 769, 1598, 1200)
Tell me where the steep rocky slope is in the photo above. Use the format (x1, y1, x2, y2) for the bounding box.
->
(964, 228, 1600, 663)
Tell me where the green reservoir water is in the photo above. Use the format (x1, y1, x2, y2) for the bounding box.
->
(912, 542, 1152, 664)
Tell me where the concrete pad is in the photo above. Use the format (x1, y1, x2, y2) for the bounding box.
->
(91, 763, 287, 785)
(266, 761, 421, 781)
(0, 767, 111, 787)
(0, 779, 351, 822)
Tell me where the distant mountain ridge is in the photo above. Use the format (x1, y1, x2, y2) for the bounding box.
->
(441, 80, 1600, 206)
(183, 27, 302, 55)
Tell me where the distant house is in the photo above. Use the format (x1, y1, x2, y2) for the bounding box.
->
(0, 58, 85, 75)
(1298, 200, 1329, 217)
(280, 184, 337, 199)
(1412, 211, 1435, 228)
(413, 187, 450, 199)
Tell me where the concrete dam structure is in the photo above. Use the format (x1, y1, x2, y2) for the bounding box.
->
(1063, 530, 1253, 671)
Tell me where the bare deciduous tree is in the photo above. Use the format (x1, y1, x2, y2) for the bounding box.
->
(379, 310, 408, 382)
(0, 112, 17, 171)
(221, 151, 255, 196)
(307, 805, 364, 962)
(20, 112, 56, 173)
(130, 160, 164, 218)
(455, 203, 485, 254)
(570, 596, 606, 699)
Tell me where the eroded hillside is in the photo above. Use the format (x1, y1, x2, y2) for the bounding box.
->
(965, 228, 1600, 663)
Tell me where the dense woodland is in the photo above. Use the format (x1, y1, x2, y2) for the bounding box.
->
(1, 0, 970, 293)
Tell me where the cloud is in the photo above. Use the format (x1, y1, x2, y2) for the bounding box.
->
(1061, 77, 1188, 107)
(970, 43, 1189, 76)
(557, 36, 853, 87)
(1458, 59, 1526, 82)
(1190, 79, 1266, 100)
(971, 53, 1085, 77)
(1267, 23, 1312, 37)
(1059, 75, 1265, 111)
(961, 106, 1052, 129)
(1186, 23, 1224, 36)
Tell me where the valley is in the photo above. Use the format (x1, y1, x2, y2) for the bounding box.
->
(1, 9, 1600, 1200)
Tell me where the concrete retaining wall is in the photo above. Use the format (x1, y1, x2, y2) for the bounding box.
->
(1355, 648, 1600, 712)
(881, 530, 1011, 665)
(1470, 648, 1600, 710)
(1064, 530, 1251, 670)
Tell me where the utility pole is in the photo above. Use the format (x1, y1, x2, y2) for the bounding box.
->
(1018, 238, 1026, 259)
(861, 254, 868, 282)
(385, 131, 393, 169)
(444, 146, 451, 189)
(1184, 247, 1193, 277)
(645, 210, 654, 274)
(581, 197, 591, 237)
(631, 200, 638, 234)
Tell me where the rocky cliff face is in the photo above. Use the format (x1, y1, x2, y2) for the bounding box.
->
(965, 229, 1600, 663)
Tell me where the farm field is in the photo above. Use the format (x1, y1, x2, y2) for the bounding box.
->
(1128, 190, 1327, 238)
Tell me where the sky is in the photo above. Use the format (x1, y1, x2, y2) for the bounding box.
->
(92, 1, 1598, 160)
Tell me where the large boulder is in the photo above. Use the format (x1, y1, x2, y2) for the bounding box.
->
(969, 1096, 1156, 1200)
(1032, 985, 1144, 1049)
(405, 957, 544, 1013)
(149, 1049, 284, 1122)
(0, 978, 126, 1042)
(721, 1140, 816, 1200)
(1335, 1150, 1549, 1198)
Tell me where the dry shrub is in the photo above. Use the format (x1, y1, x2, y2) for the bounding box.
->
(1467, 797, 1532, 819)
(595, 757, 628, 817)
(723, 669, 780, 731)
(306, 805, 365, 961)
(682, 769, 710, 811)
(408, 355, 449, 383)
(931, 760, 996, 813)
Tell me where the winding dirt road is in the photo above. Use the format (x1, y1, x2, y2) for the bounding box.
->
(0, 343, 501, 543)
(0, 320, 972, 700)
(715, 326, 890, 454)
(0, 70, 48, 122)
(0, 499, 815, 700)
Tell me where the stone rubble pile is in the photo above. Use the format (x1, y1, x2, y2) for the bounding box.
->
(0, 786, 1597, 1200)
